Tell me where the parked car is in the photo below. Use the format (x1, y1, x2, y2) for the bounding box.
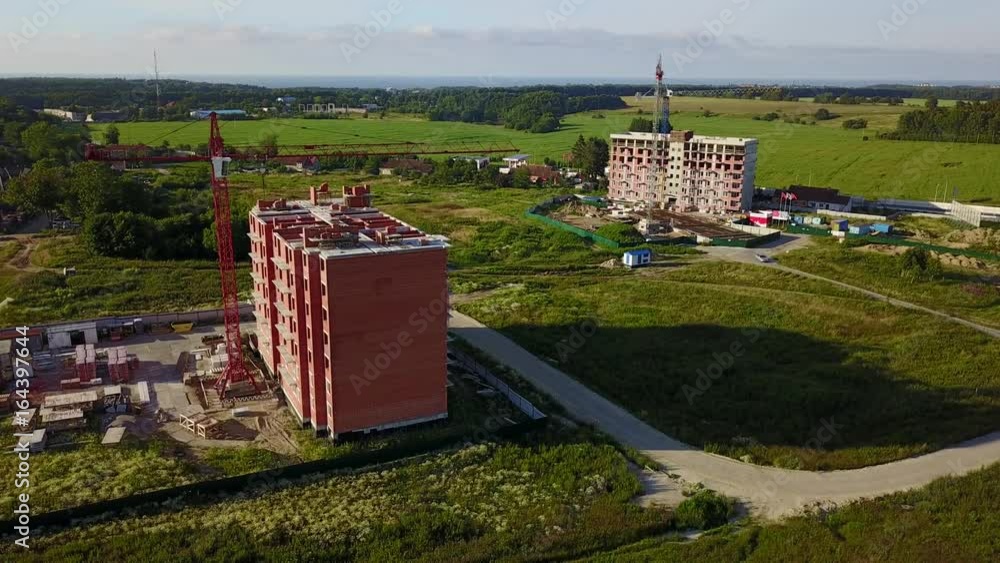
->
(755, 254, 773, 263)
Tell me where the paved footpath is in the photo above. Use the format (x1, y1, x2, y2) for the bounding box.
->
(449, 310, 1000, 519)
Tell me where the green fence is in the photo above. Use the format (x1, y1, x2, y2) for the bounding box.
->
(786, 224, 833, 237)
(525, 210, 622, 249)
(0, 419, 547, 534)
(710, 231, 782, 248)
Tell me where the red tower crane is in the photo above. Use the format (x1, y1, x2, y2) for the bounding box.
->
(86, 112, 518, 397)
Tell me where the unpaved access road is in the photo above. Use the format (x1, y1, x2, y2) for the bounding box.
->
(448, 310, 1000, 519)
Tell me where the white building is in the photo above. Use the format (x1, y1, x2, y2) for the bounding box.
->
(608, 131, 758, 214)
(41, 109, 85, 122)
(502, 155, 531, 169)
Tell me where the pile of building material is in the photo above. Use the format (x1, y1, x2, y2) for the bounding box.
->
(107, 346, 132, 384)
(40, 390, 100, 433)
(210, 343, 228, 374)
(102, 385, 130, 413)
(74, 344, 97, 384)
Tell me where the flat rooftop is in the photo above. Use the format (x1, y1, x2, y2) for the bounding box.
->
(611, 131, 757, 145)
(252, 195, 449, 261)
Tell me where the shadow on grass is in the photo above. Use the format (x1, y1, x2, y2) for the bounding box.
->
(492, 323, 1000, 469)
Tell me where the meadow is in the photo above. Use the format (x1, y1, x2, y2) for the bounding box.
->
(93, 95, 1000, 203)
(779, 238, 1000, 329)
(0, 237, 236, 327)
(6, 420, 997, 561)
(456, 261, 1000, 470)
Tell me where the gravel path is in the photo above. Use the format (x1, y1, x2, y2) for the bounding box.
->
(449, 310, 1000, 519)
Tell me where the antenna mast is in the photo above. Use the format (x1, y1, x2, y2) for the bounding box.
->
(153, 50, 162, 109)
(649, 55, 672, 222)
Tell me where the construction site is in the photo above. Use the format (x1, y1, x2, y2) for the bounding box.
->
(4, 113, 535, 465)
(541, 196, 766, 246)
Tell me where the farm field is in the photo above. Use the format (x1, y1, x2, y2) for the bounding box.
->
(93, 96, 1000, 203)
(779, 238, 1000, 329)
(456, 261, 1000, 470)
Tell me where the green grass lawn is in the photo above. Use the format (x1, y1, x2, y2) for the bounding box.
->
(93, 95, 1000, 203)
(779, 238, 1000, 329)
(456, 262, 1000, 470)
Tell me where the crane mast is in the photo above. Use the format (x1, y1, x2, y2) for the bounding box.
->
(207, 114, 253, 396)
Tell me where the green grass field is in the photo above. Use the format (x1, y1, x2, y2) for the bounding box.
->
(456, 262, 1000, 470)
(779, 238, 1000, 329)
(0, 237, 234, 327)
(92, 96, 1000, 204)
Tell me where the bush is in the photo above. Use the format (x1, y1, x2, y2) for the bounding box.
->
(899, 247, 943, 280)
(754, 112, 780, 122)
(595, 224, 645, 246)
(674, 490, 735, 530)
(814, 108, 837, 121)
(843, 118, 869, 129)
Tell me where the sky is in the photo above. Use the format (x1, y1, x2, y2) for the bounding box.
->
(2, 0, 999, 83)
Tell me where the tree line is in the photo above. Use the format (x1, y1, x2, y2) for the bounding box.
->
(0, 78, 626, 131)
(881, 100, 1000, 144)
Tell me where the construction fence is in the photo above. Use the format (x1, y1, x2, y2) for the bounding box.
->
(449, 347, 547, 421)
(525, 207, 622, 249)
(0, 417, 548, 534)
(0, 305, 255, 339)
(710, 231, 782, 248)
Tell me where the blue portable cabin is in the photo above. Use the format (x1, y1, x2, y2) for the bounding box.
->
(623, 249, 653, 269)
(849, 224, 873, 236)
(873, 223, 893, 235)
(832, 219, 849, 232)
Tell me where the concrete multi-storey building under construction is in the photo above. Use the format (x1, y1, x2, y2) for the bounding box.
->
(608, 130, 759, 214)
(248, 184, 450, 439)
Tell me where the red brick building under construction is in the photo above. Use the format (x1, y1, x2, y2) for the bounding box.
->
(249, 184, 449, 438)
